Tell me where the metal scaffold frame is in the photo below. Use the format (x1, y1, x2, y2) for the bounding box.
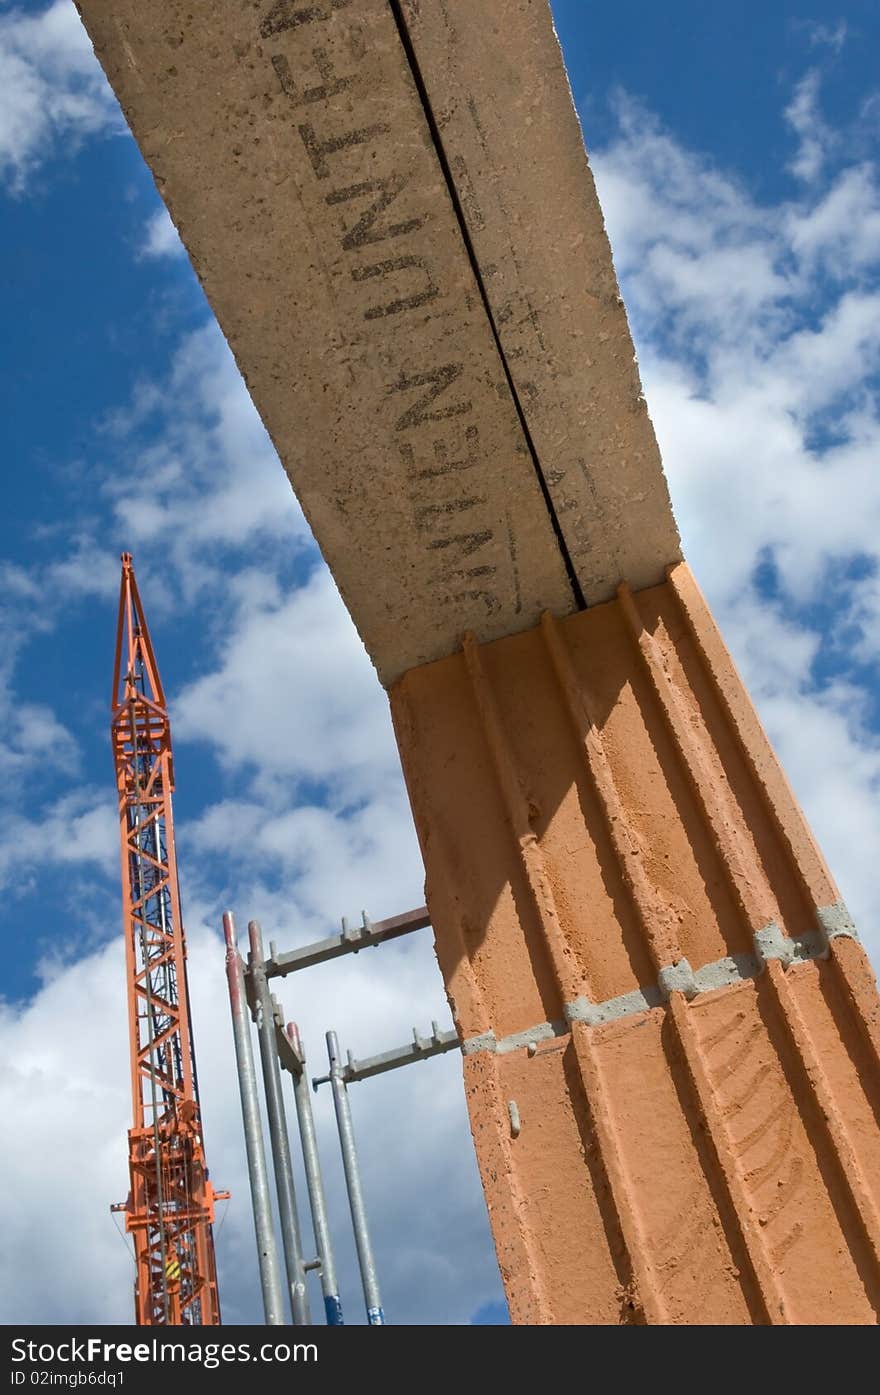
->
(223, 905, 462, 1326)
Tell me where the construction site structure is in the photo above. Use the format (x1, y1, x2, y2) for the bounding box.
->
(80, 1, 880, 1324)
(111, 554, 225, 1326)
(223, 903, 460, 1327)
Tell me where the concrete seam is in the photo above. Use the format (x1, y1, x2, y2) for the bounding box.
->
(566, 989, 658, 1027)
(461, 1030, 497, 1057)
(657, 958, 698, 1000)
(461, 925, 834, 1055)
(496, 1021, 563, 1054)
(816, 901, 860, 942)
(753, 922, 796, 968)
(693, 953, 760, 991)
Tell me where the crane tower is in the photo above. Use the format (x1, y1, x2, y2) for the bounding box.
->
(111, 553, 224, 1325)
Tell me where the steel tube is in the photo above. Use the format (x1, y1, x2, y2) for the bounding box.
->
(248, 921, 311, 1326)
(222, 912, 285, 1326)
(266, 906, 430, 979)
(326, 1030, 385, 1325)
(313, 1024, 460, 1087)
(286, 1023, 344, 1325)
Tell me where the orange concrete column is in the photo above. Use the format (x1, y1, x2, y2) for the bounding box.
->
(390, 564, 880, 1325)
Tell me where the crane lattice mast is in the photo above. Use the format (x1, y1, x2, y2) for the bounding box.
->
(111, 553, 224, 1326)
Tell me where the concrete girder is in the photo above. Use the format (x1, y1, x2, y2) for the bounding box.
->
(74, 0, 679, 682)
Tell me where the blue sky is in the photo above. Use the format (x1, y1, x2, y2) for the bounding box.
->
(0, 0, 878, 1326)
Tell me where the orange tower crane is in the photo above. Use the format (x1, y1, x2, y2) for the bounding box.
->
(110, 553, 225, 1325)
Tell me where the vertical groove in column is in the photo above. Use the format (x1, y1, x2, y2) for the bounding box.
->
(665, 566, 879, 1082)
(617, 582, 777, 934)
(540, 610, 682, 973)
(828, 938, 880, 1083)
(569, 1023, 668, 1324)
(763, 959, 880, 1289)
(657, 1010, 769, 1325)
(665, 562, 837, 910)
(465, 1052, 556, 1324)
(462, 631, 586, 1005)
(665, 992, 786, 1324)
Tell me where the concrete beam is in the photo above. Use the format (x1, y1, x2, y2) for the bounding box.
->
(74, 0, 679, 682)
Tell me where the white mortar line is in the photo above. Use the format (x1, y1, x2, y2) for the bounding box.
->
(461, 904, 857, 1056)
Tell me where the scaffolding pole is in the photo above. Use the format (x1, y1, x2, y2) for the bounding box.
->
(278, 1017, 343, 1326)
(248, 921, 311, 1326)
(326, 1030, 385, 1326)
(222, 912, 285, 1326)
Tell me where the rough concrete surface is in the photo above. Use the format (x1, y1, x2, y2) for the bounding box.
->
(391, 564, 880, 1323)
(74, 0, 682, 682)
(400, 0, 681, 601)
(75, 0, 574, 681)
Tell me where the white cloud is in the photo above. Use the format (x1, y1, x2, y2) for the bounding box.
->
(806, 20, 848, 54)
(171, 560, 426, 954)
(184, 787, 424, 946)
(100, 324, 308, 585)
(174, 566, 397, 799)
(0, 701, 78, 775)
(0, 790, 117, 892)
(0, 0, 120, 191)
(0, 535, 123, 890)
(140, 206, 185, 260)
(0, 937, 131, 1321)
(784, 70, 834, 183)
(0, 563, 82, 788)
(850, 568, 880, 662)
(786, 163, 880, 271)
(0, 539, 118, 608)
(592, 92, 880, 587)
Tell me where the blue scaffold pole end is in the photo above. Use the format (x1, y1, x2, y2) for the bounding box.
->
(324, 1294, 344, 1326)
